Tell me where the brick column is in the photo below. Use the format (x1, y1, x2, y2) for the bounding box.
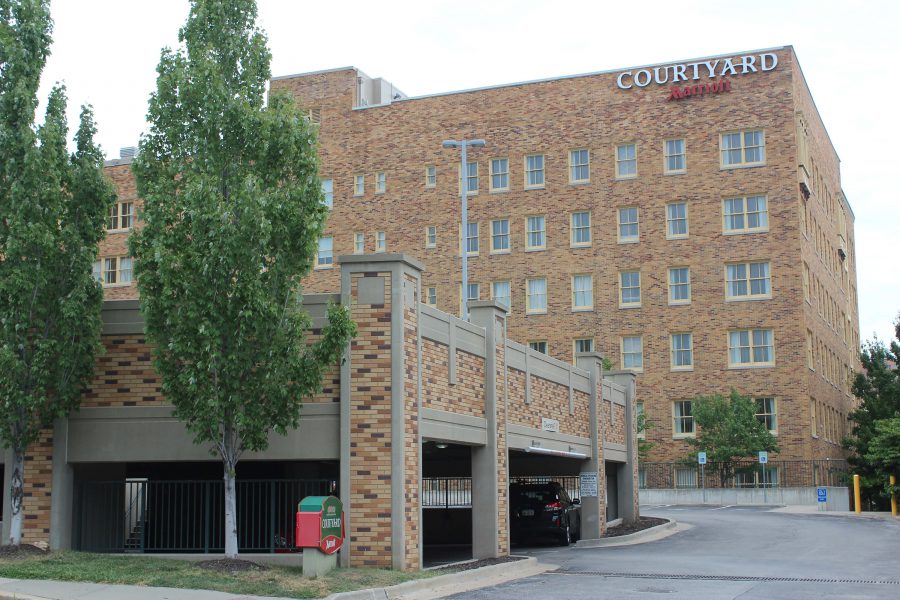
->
(338, 254, 423, 570)
(575, 352, 605, 540)
(469, 299, 509, 558)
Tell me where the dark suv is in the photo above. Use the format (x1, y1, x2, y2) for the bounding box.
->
(509, 481, 581, 546)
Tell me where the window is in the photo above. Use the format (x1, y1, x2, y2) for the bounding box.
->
(466, 283, 480, 303)
(526, 215, 545, 250)
(93, 256, 132, 286)
(321, 179, 333, 209)
(673, 400, 694, 436)
(618, 207, 639, 242)
(572, 274, 593, 310)
(354, 232, 364, 254)
(664, 139, 686, 173)
(425, 165, 436, 188)
(465, 222, 479, 255)
(426, 287, 437, 307)
(354, 174, 364, 196)
(728, 329, 774, 367)
(570, 149, 590, 183)
(756, 398, 777, 433)
(802, 262, 810, 302)
(621, 335, 643, 370)
(670, 333, 693, 370)
(108, 202, 134, 231)
(619, 270, 641, 307)
(426, 225, 437, 248)
(526, 278, 547, 314)
(491, 219, 510, 253)
(525, 154, 545, 188)
(375, 231, 386, 253)
(490, 158, 509, 192)
(316, 237, 333, 268)
(666, 202, 688, 238)
(529, 340, 548, 354)
(464, 161, 478, 194)
(492, 280, 510, 309)
(668, 267, 691, 304)
(570, 211, 591, 247)
(574, 338, 594, 355)
(637, 402, 645, 439)
(726, 262, 771, 299)
(723, 195, 769, 233)
(616, 143, 637, 178)
(375, 171, 386, 194)
(721, 129, 765, 167)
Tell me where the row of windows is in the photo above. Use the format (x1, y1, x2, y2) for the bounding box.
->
(638, 397, 777, 439)
(93, 256, 133, 286)
(809, 398, 847, 445)
(316, 231, 388, 267)
(336, 129, 766, 199)
(806, 329, 854, 395)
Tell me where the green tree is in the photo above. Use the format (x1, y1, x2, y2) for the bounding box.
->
(0, 0, 114, 545)
(686, 389, 779, 484)
(866, 418, 900, 497)
(637, 410, 654, 462)
(844, 317, 900, 506)
(129, 0, 355, 558)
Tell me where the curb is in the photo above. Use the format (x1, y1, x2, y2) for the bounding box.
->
(326, 556, 542, 600)
(574, 518, 676, 548)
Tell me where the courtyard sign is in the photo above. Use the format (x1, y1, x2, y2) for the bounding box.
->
(296, 495, 345, 555)
(616, 53, 778, 90)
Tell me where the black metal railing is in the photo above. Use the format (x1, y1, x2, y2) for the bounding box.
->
(74, 478, 332, 553)
(638, 459, 850, 490)
(422, 475, 581, 509)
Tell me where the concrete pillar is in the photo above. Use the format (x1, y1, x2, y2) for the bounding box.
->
(575, 352, 604, 540)
(338, 254, 423, 570)
(604, 371, 639, 523)
(469, 299, 508, 559)
(1, 447, 11, 543)
(49, 418, 74, 550)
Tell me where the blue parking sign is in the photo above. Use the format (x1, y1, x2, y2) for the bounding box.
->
(817, 487, 827, 503)
(698, 452, 707, 465)
(758, 451, 768, 464)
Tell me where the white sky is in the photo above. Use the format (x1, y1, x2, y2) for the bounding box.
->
(35, 0, 899, 345)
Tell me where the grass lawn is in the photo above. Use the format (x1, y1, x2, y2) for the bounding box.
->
(0, 552, 443, 599)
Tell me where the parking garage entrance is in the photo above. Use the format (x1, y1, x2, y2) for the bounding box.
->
(422, 441, 472, 567)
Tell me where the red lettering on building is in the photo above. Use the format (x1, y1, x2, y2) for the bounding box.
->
(667, 79, 732, 101)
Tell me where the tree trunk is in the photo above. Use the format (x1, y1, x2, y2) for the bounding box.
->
(223, 438, 239, 559)
(8, 447, 25, 546)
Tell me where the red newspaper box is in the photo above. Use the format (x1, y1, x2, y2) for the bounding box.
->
(296, 496, 344, 555)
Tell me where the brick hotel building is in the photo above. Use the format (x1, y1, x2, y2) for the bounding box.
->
(100, 45, 860, 466)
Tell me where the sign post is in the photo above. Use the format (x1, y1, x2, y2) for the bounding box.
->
(296, 496, 344, 577)
(698, 452, 707, 504)
(758, 451, 769, 502)
(817, 486, 828, 511)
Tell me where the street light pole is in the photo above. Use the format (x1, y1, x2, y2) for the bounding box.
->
(442, 138, 485, 322)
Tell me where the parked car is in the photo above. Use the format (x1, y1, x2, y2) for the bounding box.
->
(509, 481, 581, 546)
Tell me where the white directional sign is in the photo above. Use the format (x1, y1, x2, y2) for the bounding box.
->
(698, 452, 707, 465)
(758, 451, 768, 464)
(580, 472, 599, 498)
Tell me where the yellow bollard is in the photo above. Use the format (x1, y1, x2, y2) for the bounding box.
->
(891, 475, 897, 518)
(853, 474, 862, 513)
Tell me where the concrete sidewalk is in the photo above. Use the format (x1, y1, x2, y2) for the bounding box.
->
(0, 577, 295, 600)
(770, 504, 900, 520)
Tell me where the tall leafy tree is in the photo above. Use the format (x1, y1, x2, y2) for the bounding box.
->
(130, 0, 354, 558)
(844, 317, 900, 506)
(686, 389, 780, 484)
(0, 0, 114, 545)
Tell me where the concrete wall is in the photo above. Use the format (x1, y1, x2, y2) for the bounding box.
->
(640, 486, 850, 510)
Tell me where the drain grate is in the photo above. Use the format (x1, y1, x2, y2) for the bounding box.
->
(549, 571, 900, 585)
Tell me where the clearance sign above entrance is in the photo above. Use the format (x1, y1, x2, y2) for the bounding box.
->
(616, 53, 778, 101)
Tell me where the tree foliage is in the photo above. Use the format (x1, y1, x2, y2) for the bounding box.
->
(637, 410, 654, 462)
(0, 0, 114, 544)
(129, 0, 355, 557)
(844, 317, 900, 504)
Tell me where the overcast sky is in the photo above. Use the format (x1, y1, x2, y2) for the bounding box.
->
(34, 0, 899, 345)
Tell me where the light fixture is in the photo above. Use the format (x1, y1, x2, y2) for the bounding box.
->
(435, 443, 448, 449)
(525, 445, 587, 459)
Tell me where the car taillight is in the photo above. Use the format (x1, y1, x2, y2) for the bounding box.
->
(544, 501, 562, 510)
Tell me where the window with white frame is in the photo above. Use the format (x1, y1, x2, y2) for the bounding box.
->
(574, 338, 594, 355)
(354, 232, 365, 254)
(526, 215, 546, 250)
(426, 225, 437, 248)
(618, 207, 639, 242)
(726, 262, 771, 299)
(721, 129, 765, 167)
(616, 143, 637, 178)
(492, 280, 510, 309)
(572, 274, 593, 310)
(465, 161, 478, 194)
(526, 278, 547, 314)
(108, 201, 135, 231)
(570, 149, 590, 183)
(316, 236, 334, 268)
(571, 211, 591, 246)
(622, 335, 643, 370)
(466, 283, 480, 303)
(465, 222, 479, 255)
(321, 179, 333, 209)
(529, 340, 548, 354)
(673, 400, 694, 436)
(666, 202, 688, 238)
(375, 231, 386, 253)
(425, 165, 436, 188)
(668, 267, 691, 304)
(664, 138, 686, 173)
(354, 174, 364, 196)
(525, 154, 545, 188)
(756, 397, 777, 433)
(491, 219, 510, 253)
(728, 329, 774, 367)
(375, 171, 386, 193)
(723, 195, 769, 233)
(426, 287, 437, 306)
(93, 256, 133, 286)
(490, 158, 509, 192)
(619, 270, 641, 306)
(671, 333, 693, 370)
